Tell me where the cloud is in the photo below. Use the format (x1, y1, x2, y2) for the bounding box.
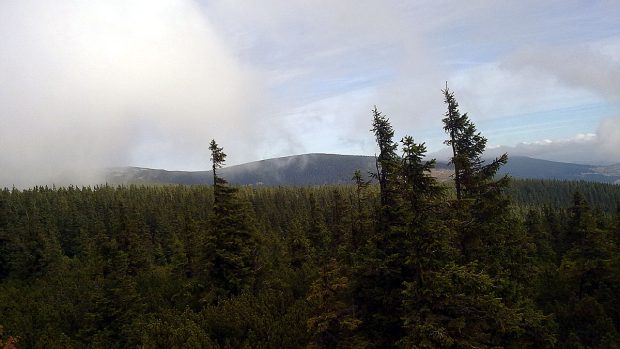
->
(503, 44, 620, 101)
(0, 0, 270, 187)
(2, 0, 619, 188)
(483, 124, 620, 165)
(451, 63, 600, 120)
(492, 43, 620, 164)
(597, 116, 620, 161)
(205, 0, 459, 158)
(206, 0, 620, 156)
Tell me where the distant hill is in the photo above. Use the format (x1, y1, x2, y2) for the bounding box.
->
(106, 153, 620, 186)
(498, 156, 620, 183)
(107, 154, 380, 186)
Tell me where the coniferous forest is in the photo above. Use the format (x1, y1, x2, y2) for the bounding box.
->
(1, 89, 619, 348)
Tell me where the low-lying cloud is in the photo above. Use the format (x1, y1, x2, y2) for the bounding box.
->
(483, 120, 620, 165)
(2, 0, 619, 187)
(0, 0, 269, 187)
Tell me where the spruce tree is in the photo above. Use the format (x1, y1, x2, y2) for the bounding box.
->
(614, 200, 620, 244)
(207, 140, 257, 297)
(441, 85, 515, 264)
(353, 108, 408, 346)
(400, 136, 441, 213)
(0, 196, 10, 280)
(370, 106, 401, 221)
(555, 193, 620, 347)
(306, 258, 362, 349)
(439, 86, 552, 346)
(209, 139, 226, 200)
(442, 85, 508, 201)
(351, 170, 371, 249)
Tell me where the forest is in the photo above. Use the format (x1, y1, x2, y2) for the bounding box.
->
(1, 88, 619, 348)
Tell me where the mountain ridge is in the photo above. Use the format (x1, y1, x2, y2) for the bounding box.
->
(106, 153, 620, 186)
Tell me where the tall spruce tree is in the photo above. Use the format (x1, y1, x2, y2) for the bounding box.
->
(438, 86, 553, 347)
(371, 106, 401, 222)
(442, 85, 508, 200)
(209, 140, 226, 199)
(207, 140, 257, 297)
(441, 85, 515, 262)
(352, 107, 408, 346)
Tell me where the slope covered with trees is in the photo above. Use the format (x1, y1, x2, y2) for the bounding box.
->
(1, 88, 619, 348)
(106, 155, 620, 186)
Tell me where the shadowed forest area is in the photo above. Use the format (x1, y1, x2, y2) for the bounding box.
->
(1, 89, 619, 348)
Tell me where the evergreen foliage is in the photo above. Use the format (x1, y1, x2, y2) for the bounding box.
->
(442, 85, 509, 201)
(207, 140, 257, 298)
(0, 89, 618, 348)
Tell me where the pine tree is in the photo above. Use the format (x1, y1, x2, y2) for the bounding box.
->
(400, 136, 441, 213)
(306, 258, 362, 349)
(370, 106, 401, 222)
(207, 140, 257, 297)
(555, 193, 620, 347)
(351, 170, 371, 249)
(439, 86, 553, 346)
(442, 85, 508, 201)
(308, 193, 330, 261)
(613, 200, 620, 244)
(209, 139, 226, 199)
(0, 196, 11, 280)
(441, 86, 516, 263)
(352, 108, 409, 346)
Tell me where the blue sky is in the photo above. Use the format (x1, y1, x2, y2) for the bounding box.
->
(1, 0, 619, 186)
(212, 1, 620, 162)
(199, 0, 620, 164)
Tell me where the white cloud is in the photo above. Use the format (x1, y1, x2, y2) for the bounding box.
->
(503, 44, 620, 101)
(451, 63, 601, 120)
(2, 0, 620, 188)
(484, 127, 620, 165)
(0, 0, 271, 187)
(206, 0, 620, 157)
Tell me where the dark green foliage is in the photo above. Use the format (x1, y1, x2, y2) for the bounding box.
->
(207, 140, 257, 298)
(616, 201, 620, 242)
(1, 90, 619, 348)
(370, 106, 401, 217)
(402, 262, 539, 348)
(306, 259, 361, 349)
(507, 178, 620, 213)
(400, 136, 441, 212)
(551, 193, 620, 347)
(352, 107, 411, 347)
(442, 85, 509, 201)
(435, 87, 555, 347)
(0, 174, 617, 348)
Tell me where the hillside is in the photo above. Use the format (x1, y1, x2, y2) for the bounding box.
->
(498, 156, 620, 183)
(106, 153, 620, 186)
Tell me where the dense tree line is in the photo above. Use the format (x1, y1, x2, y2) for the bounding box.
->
(1, 88, 619, 348)
(508, 178, 620, 214)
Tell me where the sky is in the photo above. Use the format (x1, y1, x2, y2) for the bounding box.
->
(1, 0, 619, 187)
